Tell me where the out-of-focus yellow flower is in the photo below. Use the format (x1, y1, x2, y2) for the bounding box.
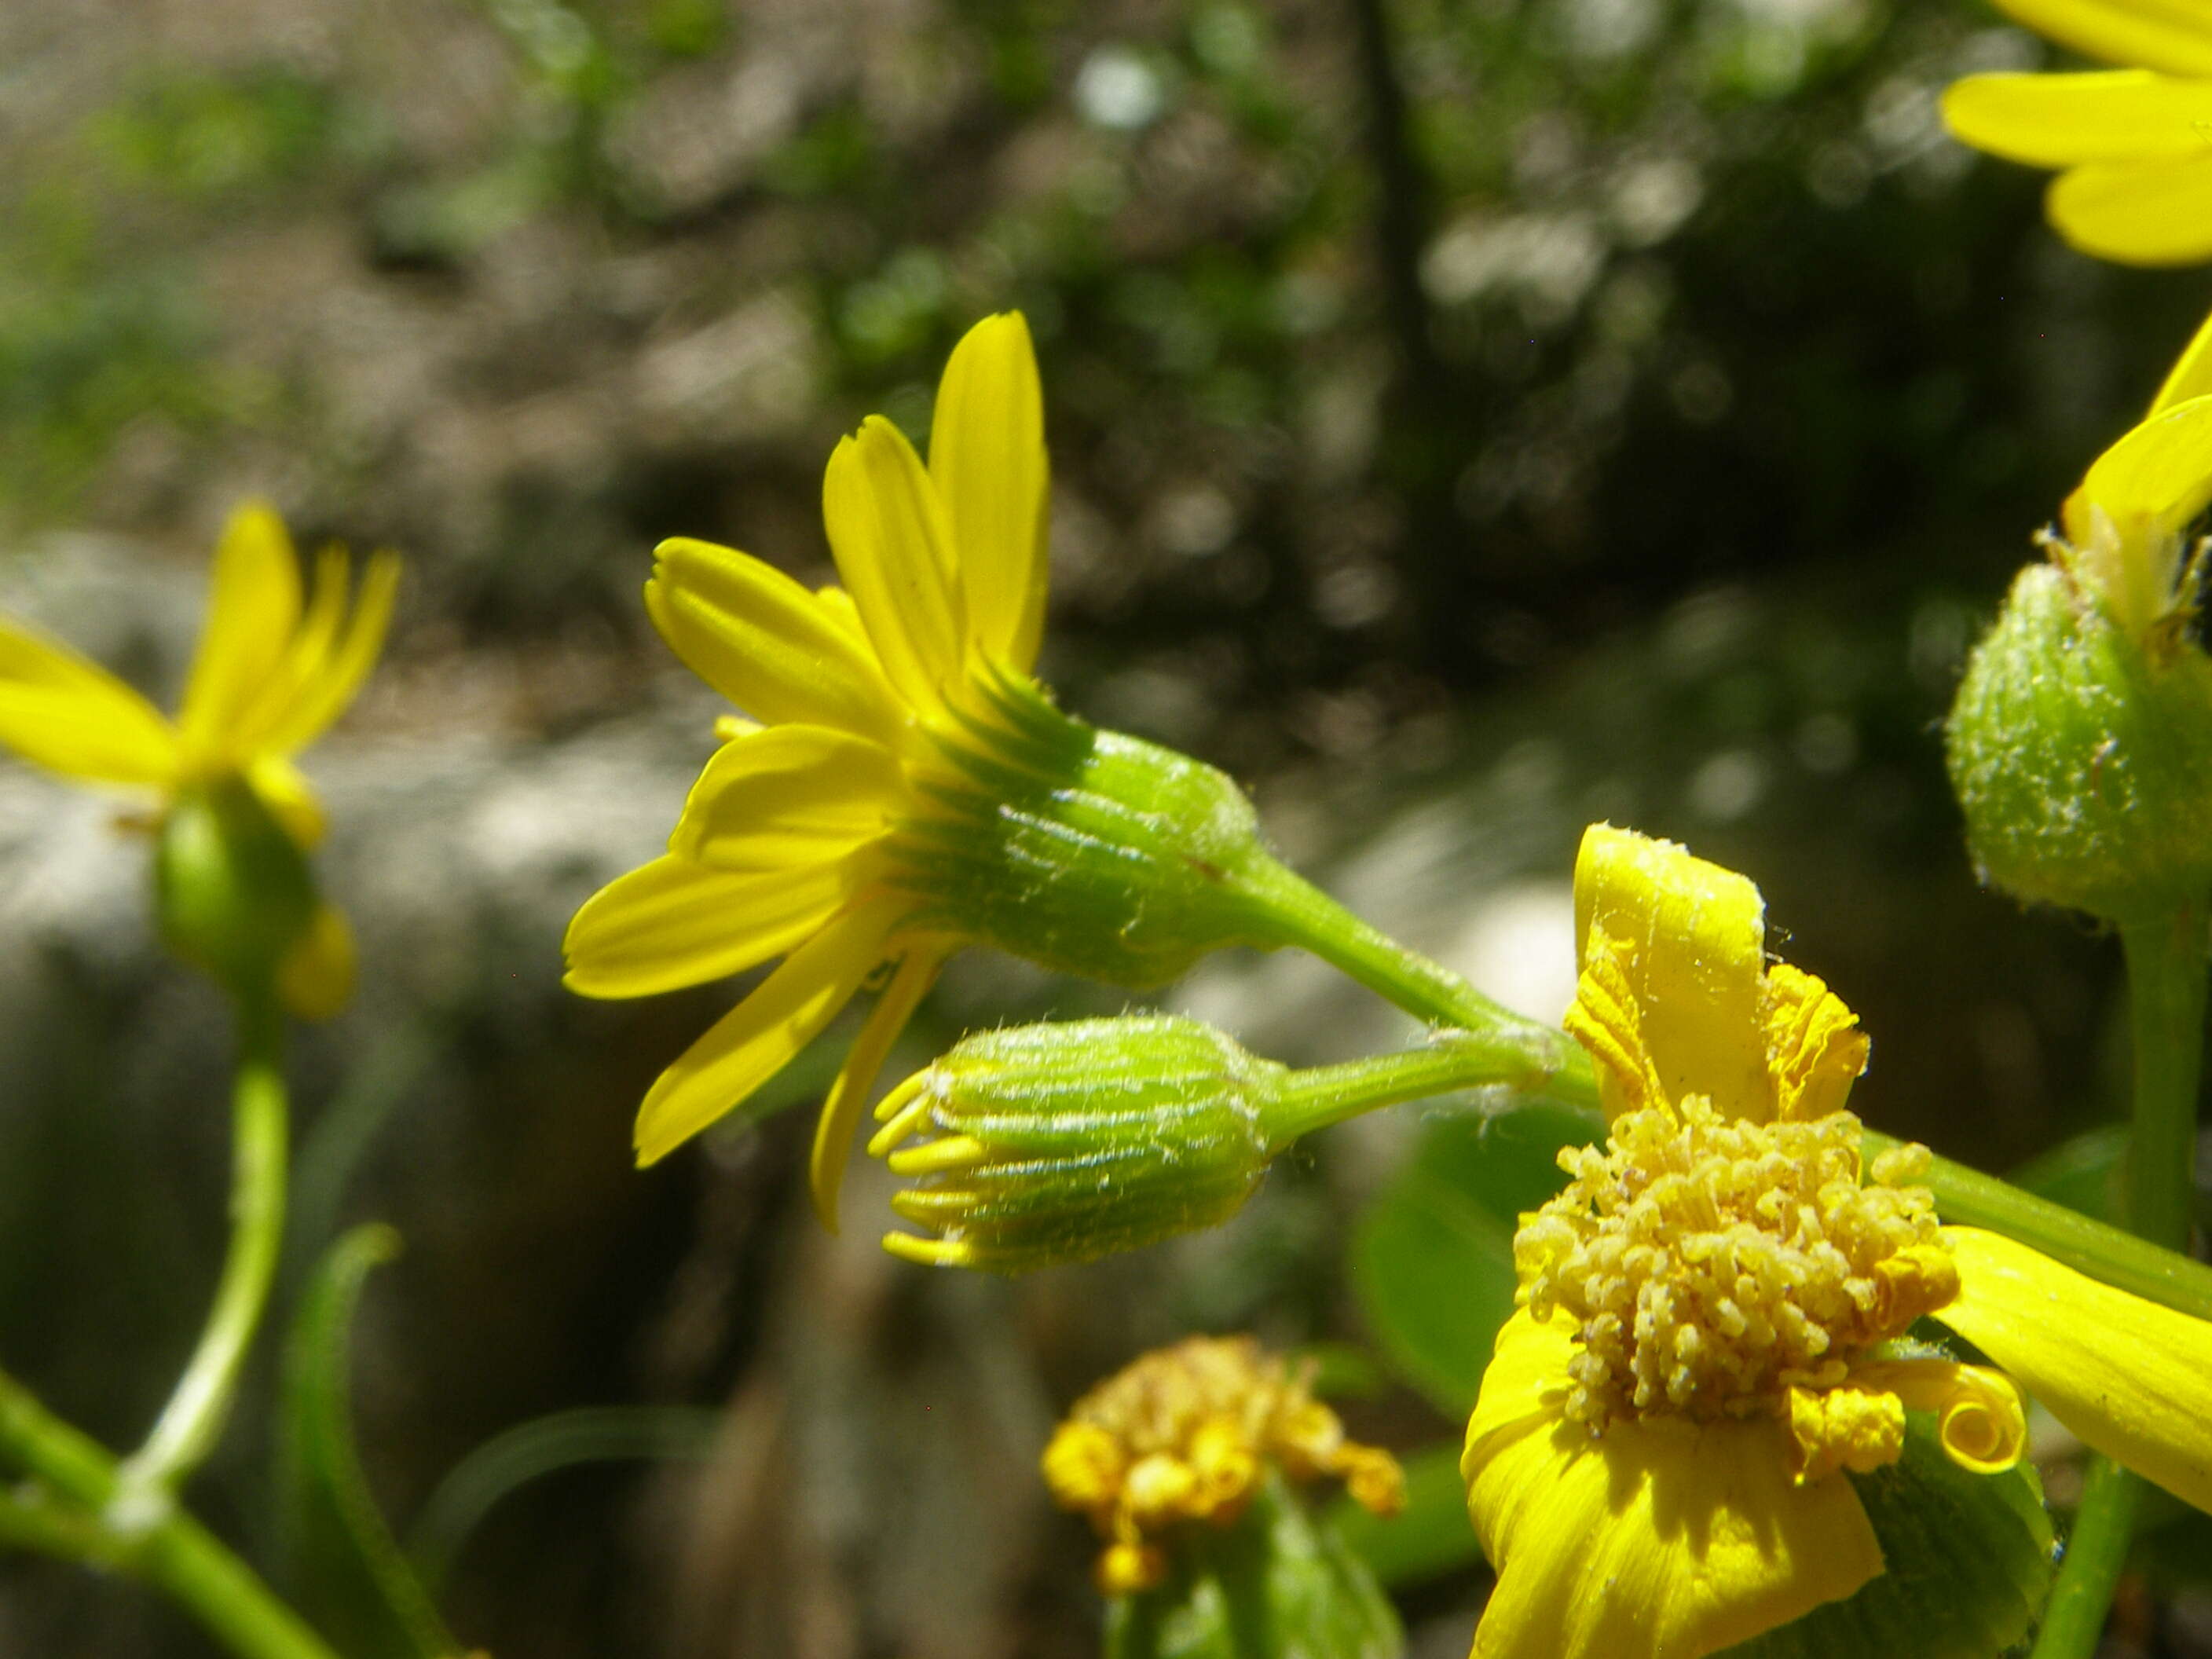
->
(564, 313, 1053, 1221)
(1460, 825, 2212, 1659)
(1943, 0, 2212, 264)
(0, 503, 397, 1018)
(1042, 1335, 1404, 1595)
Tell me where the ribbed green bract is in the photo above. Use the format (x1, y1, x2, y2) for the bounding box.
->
(1946, 563, 2212, 924)
(154, 775, 317, 1005)
(890, 1015, 1285, 1272)
(888, 673, 1286, 987)
(1104, 1476, 1404, 1659)
(1719, 1410, 2055, 1659)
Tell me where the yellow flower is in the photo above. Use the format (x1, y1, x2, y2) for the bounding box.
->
(1042, 1335, 1405, 1595)
(1460, 824, 2212, 1659)
(0, 502, 397, 1018)
(1942, 0, 2212, 264)
(565, 313, 1054, 1220)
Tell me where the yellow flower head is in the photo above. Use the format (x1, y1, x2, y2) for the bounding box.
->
(565, 313, 1050, 1221)
(1942, 0, 2212, 265)
(1042, 1335, 1404, 1595)
(1462, 824, 2212, 1659)
(0, 503, 397, 1018)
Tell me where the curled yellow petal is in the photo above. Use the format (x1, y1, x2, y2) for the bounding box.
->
(1572, 824, 1772, 1121)
(1560, 932, 1667, 1118)
(1463, 1313, 1883, 1659)
(1938, 1225, 2212, 1514)
(1851, 1357, 2028, 1477)
(0, 619, 180, 786)
(929, 313, 1050, 672)
(808, 943, 946, 1232)
(1760, 961, 1869, 1122)
(1942, 71, 2212, 167)
(2047, 151, 2212, 267)
(1983, 0, 2212, 77)
(632, 895, 903, 1164)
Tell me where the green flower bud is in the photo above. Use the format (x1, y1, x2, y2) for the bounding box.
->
(155, 775, 318, 1005)
(885, 670, 1293, 989)
(870, 1015, 1289, 1272)
(1946, 561, 2212, 925)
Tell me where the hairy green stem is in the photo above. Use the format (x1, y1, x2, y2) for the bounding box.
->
(1235, 857, 1602, 1111)
(1267, 1031, 1575, 1146)
(2032, 1456, 2144, 1659)
(126, 992, 289, 1494)
(0, 1372, 337, 1659)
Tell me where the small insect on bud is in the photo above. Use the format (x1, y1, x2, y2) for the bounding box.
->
(870, 1015, 1293, 1273)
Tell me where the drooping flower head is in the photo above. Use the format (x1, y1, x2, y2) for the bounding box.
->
(1942, 0, 2212, 265)
(1462, 825, 2212, 1659)
(567, 315, 1315, 1226)
(0, 503, 397, 1017)
(1043, 1335, 1404, 1595)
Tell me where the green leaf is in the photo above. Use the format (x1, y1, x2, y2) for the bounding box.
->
(276, 1225, 461, 1659)
(408, 1404, 720, 1591)
(1350, 1104, 1579, 1415)
(1719, 1412, 2056, 1659)
(1328, 1443, 1482, 1590)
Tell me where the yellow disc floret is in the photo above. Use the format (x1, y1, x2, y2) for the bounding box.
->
(1516, 1100, 1958, 1433)
(1040, 1335, 1404, 1595)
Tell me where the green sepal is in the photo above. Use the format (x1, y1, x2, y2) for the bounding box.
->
(154, 773, 318, 1003)
(1946, 562, 2212, 925)
(889, 671, 1290, 987)
(1104, 1475, 1404, 1659)
(1718, 1410, 2056, 1659)
(885, 1015, 1283, 1271)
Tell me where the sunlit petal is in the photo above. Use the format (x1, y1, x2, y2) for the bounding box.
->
(178, 501, 303, 756)
(647, 539, 905, 745)
(1463, 1314, 1882, 1659)
(0, 620, 179, 785)
(929, 313, 1050, 672)
(564, 850, 873, 998)
(2048, 152, 2212, 266)
(1937, 1225, 2212, 1514)
(668, 725, 904, 871)
(257, 548, 400, 754)
(244, 754, 328, 849)
(632, 895, 903, 1164)
(1985, 0, 2212, 76)
(2068, 394, 2212, 545)
(809, 943, 947, 1231)
(1943, 71, 2212, 166)
(822, 417, 966, 712)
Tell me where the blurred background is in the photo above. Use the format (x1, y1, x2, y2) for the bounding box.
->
(2, 0, 2208, 1654)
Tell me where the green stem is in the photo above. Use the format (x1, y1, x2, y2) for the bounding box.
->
(126, 991, 289, 1494)
(2031, 1456, 2144, 1659)
(2119, 904, 2207, 1254)
(1873, 1135, 2212, 1320)
(1267, 1031, 1577, 1146)
(1234, 857, 1602, 1111)
(0, 1372, 337, 1659)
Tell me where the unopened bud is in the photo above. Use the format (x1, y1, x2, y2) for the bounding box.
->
(870, 1015, 1287, 1272)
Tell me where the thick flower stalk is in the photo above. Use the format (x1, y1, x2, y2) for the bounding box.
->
(1942, 0, 2212, 265)
(1460, 826, 2212, 1659)
(566, 313, 1558, 1226)
(0, 502, 395, 1017)
(1045, 1335, 1404, 1597)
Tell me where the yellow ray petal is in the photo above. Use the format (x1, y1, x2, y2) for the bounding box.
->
(1573, 824, 1773, 1121)
(257, 549, 400, 755)
(929, 313, 1050, 672)
(0, 620, 179, 785)
(1942, 71, 2212, 167)
(244, 754, 328, 849)
(647, 540, 905, 747)
(2065, 394, 2212, 567)
(632, 895, 903, 1164)
(1986, 0, 2212, 76)
(2048, 152, 2212, 266)
(1848, 1357, 2028, 1476)
(178, 501, 303, 756)
(668, 725, 904, 871)
(809, 942, 947, 1231)
(2152, 305, 2212, 415)
(1760, 963, 1869, 1121)
(1463, 1317, 1882, 1659)
(822, 417, 967, 714)
(1936, 1225, 2212, 1514)
(563, 850, 872, 998)
(276, 904, 356, 1022)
